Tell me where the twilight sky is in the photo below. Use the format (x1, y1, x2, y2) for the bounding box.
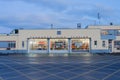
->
(0, 0, 120, 33)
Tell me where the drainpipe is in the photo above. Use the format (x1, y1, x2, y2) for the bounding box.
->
(47, 38, 50, 54)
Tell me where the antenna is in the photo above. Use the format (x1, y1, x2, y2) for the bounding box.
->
(51, 24, 53, 29)
(97, 12, 101, 25)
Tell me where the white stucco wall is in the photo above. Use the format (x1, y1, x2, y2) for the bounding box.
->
(88, 25, 120, 30)
(0, 34, 19, 50)
(18, 28, 106, 51)
(1, 26, 120, 53)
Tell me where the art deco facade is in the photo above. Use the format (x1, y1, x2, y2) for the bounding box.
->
(0, 26, 120, 54)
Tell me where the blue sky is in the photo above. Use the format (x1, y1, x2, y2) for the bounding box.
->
(0, 0, 120, 33)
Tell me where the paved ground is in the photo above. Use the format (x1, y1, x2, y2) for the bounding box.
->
(0, 54, 120, 80)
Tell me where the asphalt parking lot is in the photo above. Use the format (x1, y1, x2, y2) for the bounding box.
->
(0, 54, 120, 80)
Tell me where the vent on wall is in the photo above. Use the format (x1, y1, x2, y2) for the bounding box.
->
(15, 29, 19, 34)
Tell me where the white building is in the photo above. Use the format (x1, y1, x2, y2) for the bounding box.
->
(0, 25, 120, 54)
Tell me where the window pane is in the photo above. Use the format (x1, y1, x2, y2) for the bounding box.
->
(94, 41, 97, 45)
(0, 41, 16, 48)
(22, 41, 24, 48)
(0, 42, 9, 48)
(57, 31, 61, 35)
(114, 41, 120, 50)
(102, 41, 105, 47)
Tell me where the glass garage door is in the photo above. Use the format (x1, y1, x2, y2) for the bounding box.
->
(50, 39, 68, 53)
(71, 39, 89, 52)
(28, 39, 48, 53)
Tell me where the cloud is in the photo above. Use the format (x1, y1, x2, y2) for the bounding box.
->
(0, 0, 120, 33)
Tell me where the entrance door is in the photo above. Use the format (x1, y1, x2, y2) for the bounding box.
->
(108, 39, 112, 53)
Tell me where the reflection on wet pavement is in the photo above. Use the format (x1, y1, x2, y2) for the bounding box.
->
(0, 54, 120, 80)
